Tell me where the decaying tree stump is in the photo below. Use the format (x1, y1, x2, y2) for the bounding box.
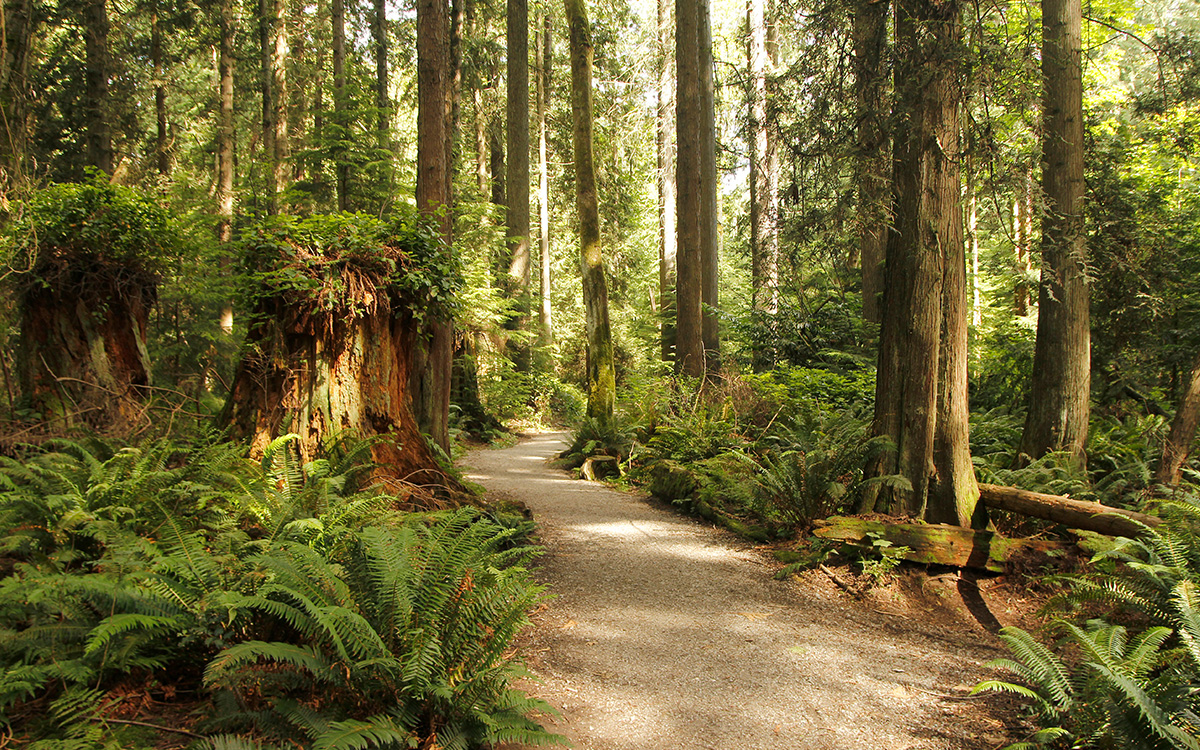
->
(11, 180, 168, 431)
(222, 213, 461, 495)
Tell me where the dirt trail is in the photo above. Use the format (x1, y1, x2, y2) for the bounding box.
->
(462, 432, 1016, 750)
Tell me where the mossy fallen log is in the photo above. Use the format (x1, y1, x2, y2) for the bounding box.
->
(978, 484, 1160, 538)
(810, 517, 1067, 573)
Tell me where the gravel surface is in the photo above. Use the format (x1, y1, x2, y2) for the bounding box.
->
(462, 432, 1017, 750)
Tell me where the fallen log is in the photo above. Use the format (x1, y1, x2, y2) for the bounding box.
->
(978, 484, 1160, 538)
(811, 517, 1066, 573)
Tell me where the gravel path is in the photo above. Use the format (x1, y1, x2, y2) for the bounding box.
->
(462, 432, 1013, 750)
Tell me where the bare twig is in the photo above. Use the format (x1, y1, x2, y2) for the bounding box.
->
(87, 716, 203, 738)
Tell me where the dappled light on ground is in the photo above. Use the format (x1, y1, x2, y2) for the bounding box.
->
(463, 433, 1011, 750)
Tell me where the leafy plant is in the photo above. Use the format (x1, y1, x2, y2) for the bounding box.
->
(204, 509, 564, 749)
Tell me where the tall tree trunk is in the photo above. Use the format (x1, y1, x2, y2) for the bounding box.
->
(674, 0, 703, 378)
(1014, 166, 1034, 316)
(259, 0, 276, 209)
(748, 0, 778, 372)
(698, 0, 719, 371)
(0, 0, 35, 183)
(332, 0, 350, 211)
(217, 0, 236, 335)
(853, 0, 889, 325)
(151, 8, 169, 176)
(536, 9, 554, 360)
(475, 88, 488, 194)
(416, 0, 454, 454)
(1017, 0, 1089, 467)
(1157, 351, 1200, 487)
(565, 0, 615, 423)
(84, 0, 113, 174)
(657, 0, 676, 365)
(864, 0, 978, 526)
(506, 0, 531, 368)
(272, 0, 289, 199)
(373, 0, 389, 145)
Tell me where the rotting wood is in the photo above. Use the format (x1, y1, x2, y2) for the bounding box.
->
(811, 516, 1066, 573)
(978, 484, 1159, 538)
(581, 455, 620, 481)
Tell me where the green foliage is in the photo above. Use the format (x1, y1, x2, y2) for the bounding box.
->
(854, 533, 911, 587)
(0, 433, 556, 747)
(238, 209, 461, 328)
(4, 175, 175, 294)
(977, 499, 1200, 748)
(204, 510, 563, 749)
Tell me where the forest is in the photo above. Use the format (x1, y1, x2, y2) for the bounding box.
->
(1, 0, 1199, 743)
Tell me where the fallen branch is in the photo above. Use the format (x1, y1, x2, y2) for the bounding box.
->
(818, 564, 859, 597)
(87, 717, 202, 739)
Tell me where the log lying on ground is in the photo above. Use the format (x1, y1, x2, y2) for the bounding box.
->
(978, 484, 1160, 538)
(811, 517, 1066, 573)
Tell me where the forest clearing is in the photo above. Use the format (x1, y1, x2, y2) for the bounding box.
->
(2, 0, 1200, 744)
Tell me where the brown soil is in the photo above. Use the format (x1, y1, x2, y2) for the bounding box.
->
(463, 432, 1044, 750)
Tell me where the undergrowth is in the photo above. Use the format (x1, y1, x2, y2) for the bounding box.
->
(0, 431, 559, 749)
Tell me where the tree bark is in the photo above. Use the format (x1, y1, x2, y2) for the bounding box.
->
(1156, 351, 1200, 487)
(657, 0, 677, 364)
(151, 9, 169, 176)
(698, 0, 719, 371)
(416, 0, 454, 454)
(864, 0, 978, 526)
(217, 0, 236, 335)
(272, 0, 289, 199)
(536, 10, 554, 360)
(1018, 0, 1089, 467)
(506, 0, 532, 367)
(1014, 167, 1034, 316)
(332, 0, 350, 211)
(978, 484, 1159, 538)
(0, 0, 35, 183)
(852, 0, 889, 325)
(565, 0, 615, 423)
(748, 0, 778, 371)
(373, 0, 390, 145)
(84, 0, 114, 174)
(674, 0, 703, 378)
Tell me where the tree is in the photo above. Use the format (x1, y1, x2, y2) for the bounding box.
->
(1016, 0, 1089, 467)
(415, 0, 455, 454)
(852, 0, 889, 324)
(657, 0, 676, 364)
(863, 0, 980, 526)
(697, 0, 719, 370)
(506, 0, 531, 367)
(565, 0, 615, 423)
(1, 0, 36, 183)
(83, 0, 113, 174)
(536, 7, 554, 360)
(675, 0, 704, 378)
(748, 0, 779, 370)
(332, 0, 350, 211)
(216, 0, 236, 335)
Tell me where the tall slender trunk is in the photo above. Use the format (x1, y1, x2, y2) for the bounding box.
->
(332, 0, 349, 211)
(565, 0, 615, 423)
(416, 0, 454, 453)
(0, 0, 35, 182)
(272, 0, 289, 198)
(1018, 0, 1089, 466)
(373, 0, 389, 144)
(152, 9, 169, 176)
(536, 9, 554, 358)
(506, 0, 532, 367)
(217, 0, 236, 335)
(259, 0, 276, 208)
(853, 0, 889, 324)
(657, 0, 676, 364)
(1014, 167, 1033, 316)
(475, 88, 488, 194)
(698, 0, 719, 371)
(748, 0, 778, 371)
(84, 0, 113, 174)
(675, 0, 703, 378)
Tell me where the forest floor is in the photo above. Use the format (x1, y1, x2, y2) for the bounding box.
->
(462, 431, 1040, 750)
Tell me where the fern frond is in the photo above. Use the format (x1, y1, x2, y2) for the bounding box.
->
(310, 715, 415, 750)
